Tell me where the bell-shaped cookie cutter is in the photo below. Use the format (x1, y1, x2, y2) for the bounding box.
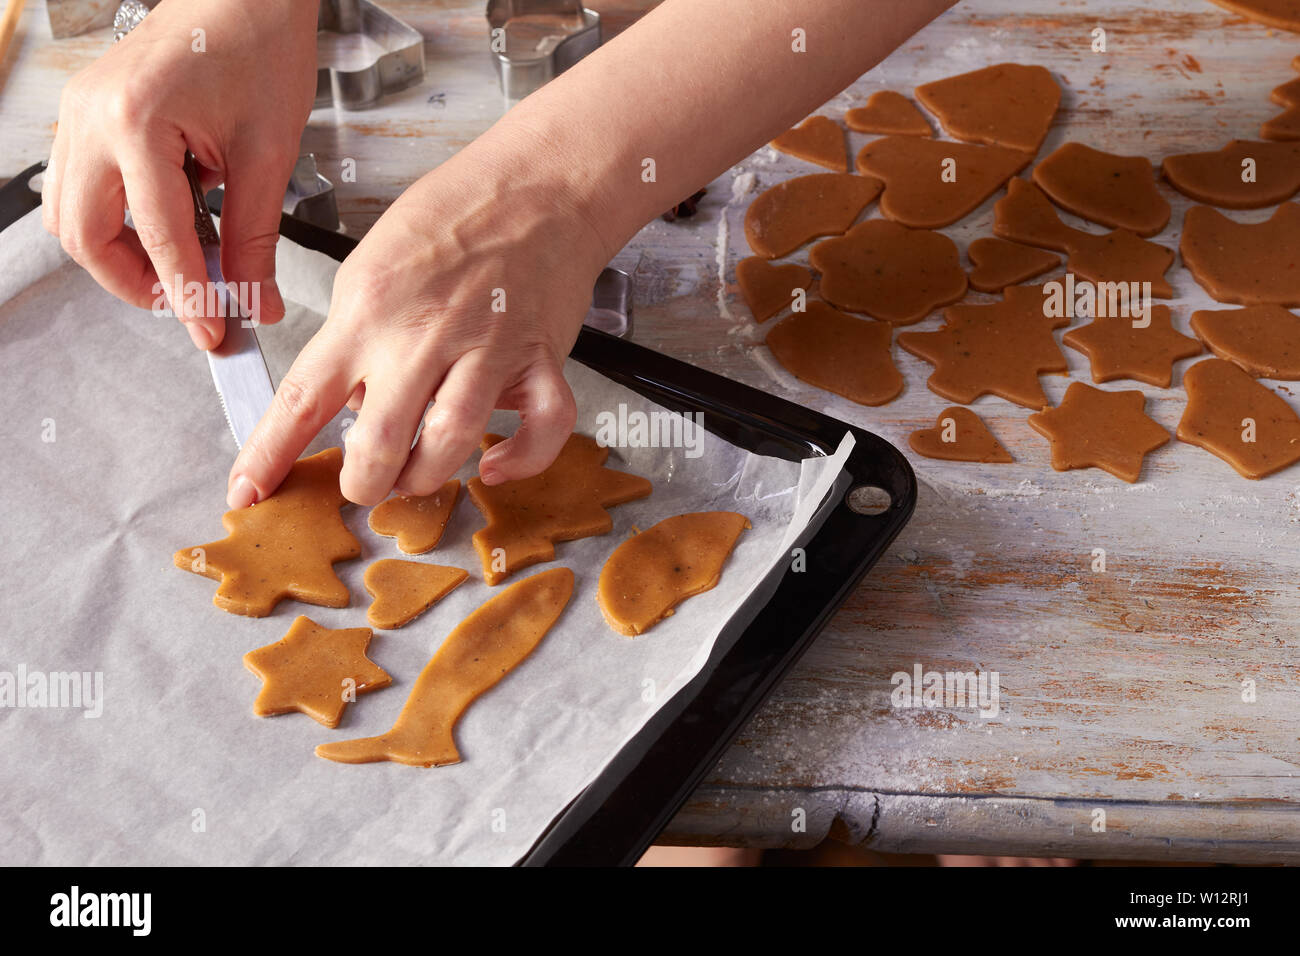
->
(316, 0, 426, 111)
(486, 0, 602, 101)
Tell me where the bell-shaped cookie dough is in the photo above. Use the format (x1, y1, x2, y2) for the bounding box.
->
(597, 512, 751, 636)
(856, 137, 1033, 229)
(809, 219, 968, 325)
(1033, 142, 1171, 237)
(1189, 305, 1300, 379)
(1178, 358, 1300, 479)
(765, 300, 904, 406)
(1162, 140, 1300, 209)
(1181, 203, 1300, 306)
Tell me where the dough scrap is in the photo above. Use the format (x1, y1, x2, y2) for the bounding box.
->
(856, 136, 1033, 229)
(468, 433, 651, 585)
(1062, 305, 1203, 388)
(1178, 358, 1300, 479)
(243, 617, 390, 729)
(597, 512, 750, 636)
(844, 90, 932, 136)
(1161, 140, 1300, 209)
(1189, 305, 1300, 379)
(736, 256, 813, 323)
(1033, 142, 1171, 237)
(367, 480, 460, 554)
(364, 560, 468, 630)
(316, 568, 574, 767)
(770, 115, 848, 171)
(908, 407, 1013, 463)
(174, 448, 360, 617)
(967, 237, 1061, 293)
(809, 219, 968, 325)
(1028, 383, 1170, 483)
(897, 283, 1070, 409)
(994, 178, 1175, 297)
(914, 63, 1061, 154)
(1180, 203, 1300, 306)
(1207, 0, 1300, 32)
(1273, 75, 1300, 106)
(744, 173, 883, 259)
(766, 300, 904, 406)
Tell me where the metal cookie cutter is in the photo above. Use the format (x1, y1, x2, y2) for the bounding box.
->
(283, 155, 340, 232)
(316, 0, 426, 111)
(585, 267, 632, 338)
(486, 0, 601, 101)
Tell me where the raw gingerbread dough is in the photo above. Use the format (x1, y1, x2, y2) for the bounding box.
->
(1207, 0, 1300, 32)
(1178, 358, 1300, 479)
(1062, 305, 1203, 388)
(896, 283, 1070, 409)
(994, 178, 1175, 297)
(967, 237, 1061, 293)
(1033, 142, 1171, 237)
(364, 560, 468, 630)
(744, 173, 883, 259)
(1261, 107, 1300, 140)
(1027, 383, 1170, 483)
(856, 137, 1033, 229)
(597, 512, 750, 636)
(908, 407, 1013, 463)
(468, 433, 651, 585)
(770, 116, 848, 172)
(765, 300, 904, 406)
(1161, 140, 1300, 208)
(316, 568, 574, 767)
(243, 616, 390, 729)
(735, 256, 813, 323)
(914, 63, 1061, 154)
(368, 480, 460, 554)
(844, 91, 932, 137)
(174, 448, 360, 617)
(809, 219, 967, 324)
(1189, 305, 1300, 379)
(1181, 203, 1300, 306)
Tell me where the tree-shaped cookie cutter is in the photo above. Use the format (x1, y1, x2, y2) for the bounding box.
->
(316, 0, 426, 111)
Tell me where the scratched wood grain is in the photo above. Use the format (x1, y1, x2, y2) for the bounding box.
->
(3, 0, 1299, 862)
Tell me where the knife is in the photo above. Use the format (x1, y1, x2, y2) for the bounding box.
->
(183, 153, 276, 449)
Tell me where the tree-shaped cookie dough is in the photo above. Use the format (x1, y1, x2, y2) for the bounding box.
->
(468, 433, 652, 585)
(1178, 358, 1300, 479)
(174, 448, 360, 617)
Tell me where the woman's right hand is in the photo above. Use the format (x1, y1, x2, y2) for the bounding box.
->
(43, 0, 320, 348)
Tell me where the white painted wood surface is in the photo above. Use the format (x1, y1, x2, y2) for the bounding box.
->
(3, 0, 1299, 862)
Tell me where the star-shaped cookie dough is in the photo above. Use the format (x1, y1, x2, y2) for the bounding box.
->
(1027, 383, 1170, 483)
(243, 616, 391, 728)
(1062, 305, 1203, 387)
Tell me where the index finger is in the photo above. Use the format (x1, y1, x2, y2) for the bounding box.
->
(226, 331, 354, 509)
(119, 146, 220, 348)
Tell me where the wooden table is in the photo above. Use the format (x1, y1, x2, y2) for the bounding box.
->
(4, 0, 1299, 863)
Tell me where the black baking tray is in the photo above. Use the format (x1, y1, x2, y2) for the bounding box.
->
(1, 162, 916, 866)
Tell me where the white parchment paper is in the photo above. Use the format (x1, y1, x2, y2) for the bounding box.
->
(0, 208, 852, 865)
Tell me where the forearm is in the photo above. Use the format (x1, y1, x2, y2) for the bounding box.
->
(475, 0, 957, 260)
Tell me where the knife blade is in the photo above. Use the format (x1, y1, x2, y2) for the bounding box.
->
(184, 154, 276, 449)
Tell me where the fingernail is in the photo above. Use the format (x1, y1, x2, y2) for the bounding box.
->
(480, 468, 502, 486)
(186, 321, 215, 350)
(227, 475, 258, 510)
(262, 278, 284, 323)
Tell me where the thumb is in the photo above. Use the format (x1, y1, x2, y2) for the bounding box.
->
(218, 150, 291, 326)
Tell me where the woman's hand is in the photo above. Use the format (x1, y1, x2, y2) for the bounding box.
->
(225, 128, 613, 509)
(43, 0, 319, 348)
